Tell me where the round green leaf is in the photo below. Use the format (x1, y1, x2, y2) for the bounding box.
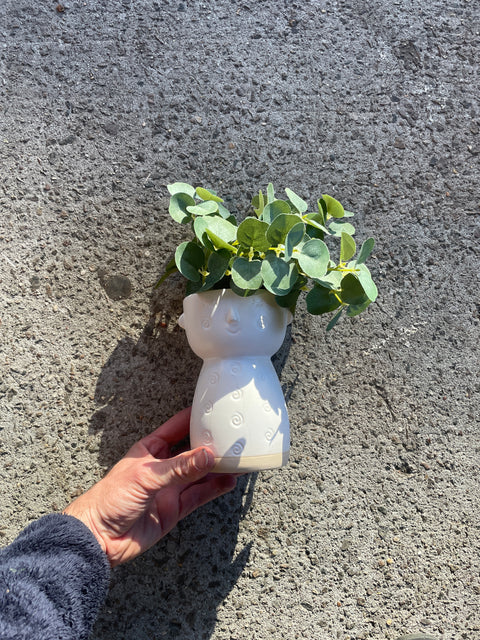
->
(284, 221, 305, 260)
(217, 202, 232, 219)
(261, 199, 291, 224)
(229, 281, 257, 297)
(199, 250, 230, 291)
(195, 186, 224, 203)
(315, 270, 343, 289)
(326, 308, 344, 331)
(202, 216, 237, 244)
(275, 287, 302, 312)
(356, 237, 375, 264)
(297, 239, 330, 279)
(322, 194, 345, 218)
(167, 182, 196, 198)
(251, 190, 265, 217)
(306, 285, 341, 315)
(267, 183, 275, 203)
(346, 299, 371, 317)
(285, 188, 308, 213)
(340, 232, 356, 262)
(261, 254, 298, 296)
(193, 216, 215, 249)
(266, 214, 302, 246)
(174, 241, 205, 282)
(186, 201, 219, 216)
(237, 218, 270, 251)
(328, 220, 355, 237)
(340, 273, 367, 305)
(231, 257, 263, 290)
(356, 264, 378, 301)
(169, 193, 195, 224)
(303, 213, 329, 235)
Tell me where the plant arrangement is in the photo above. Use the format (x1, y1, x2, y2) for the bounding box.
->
(157, 181, 379, 471)
(158, 182, 377, 330)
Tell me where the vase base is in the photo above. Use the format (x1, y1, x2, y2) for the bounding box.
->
(212, 450, 289, 473)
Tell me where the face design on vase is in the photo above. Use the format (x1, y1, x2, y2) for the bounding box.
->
(200, 295, 277, 339)
(180, 290, 291, 358)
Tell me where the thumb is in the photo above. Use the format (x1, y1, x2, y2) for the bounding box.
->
(149, 447, 216, 491)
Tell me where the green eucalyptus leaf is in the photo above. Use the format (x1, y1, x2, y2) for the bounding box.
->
(155, 256, 177, 288)
(303, 213, 330, 235)
(193, 216, 215, 250)
(174, 241, 205, 282)
(199, 250, 231, 291)
(284, 222, 306, 260)
(340, 273, 366, 305)
(169, 193, 195, 224)
(266, 213, 302, 246)
(340, 232, 356, 262)
(186, 201, 219, 216)
(229, 281, 257, 297)
(356, 263, 378, 301)
(195, 186, 224, 203)
(261, 254, 298, 296)
(322, 194, 345, 219)
(356, 237, 375, 264)
(285, 188, 308, 213)
(297, 239, 330, 279)
(206, 229, 237, 253)
(317, 198, 327, 220)
(261, 199, 291, 224)
(315, 270, 343, 289)
(237, 218, 270, 251)
(306, 284, 341, 314)
(167, 182, 196, 198)
(328, 220, 356, 237)
(201, 216, 237, 244)
(231, 257, 263, 290)
(186, 279, 203, 295)
(275, 287, 302, 313)
(267, 183, 275, 203)
(346, 299, 371, 317)
(217, 202, 232, 219)
(326, 308, 344, 331)
(252, 190, 265, 217)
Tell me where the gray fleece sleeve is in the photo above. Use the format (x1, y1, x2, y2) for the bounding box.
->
(0, 513, 110, 640)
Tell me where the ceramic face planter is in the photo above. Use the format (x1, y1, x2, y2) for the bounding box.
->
(178, 289, 292, 472)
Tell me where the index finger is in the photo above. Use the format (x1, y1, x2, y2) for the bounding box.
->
(141, 407, 192, 457)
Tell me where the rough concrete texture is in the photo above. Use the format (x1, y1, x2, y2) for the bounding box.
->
(1, 1, 479, 639)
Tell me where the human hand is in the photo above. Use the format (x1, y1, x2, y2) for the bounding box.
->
(64, 408, 237, 567)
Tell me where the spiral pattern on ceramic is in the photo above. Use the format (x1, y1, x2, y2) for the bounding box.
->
(201, 318, 211, 329)
(203, 401, 213, 415)
(263, 401, 272, 413)
(209, 371, 220, 385)
(230, 362, 241, 375)
(231, 440, 245, 456)
(230, 412, 244, 428)
(265, 427, 275, 442)
(231, 388, 242, 400)
(200, 429, 213, 445)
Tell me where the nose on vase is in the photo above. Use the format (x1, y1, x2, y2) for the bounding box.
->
(226, 306, 240, 324)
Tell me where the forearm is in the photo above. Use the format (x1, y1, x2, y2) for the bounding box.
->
(0, 513, 110, 640)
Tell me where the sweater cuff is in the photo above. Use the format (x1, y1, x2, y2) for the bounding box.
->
(0, 513, 110, 639)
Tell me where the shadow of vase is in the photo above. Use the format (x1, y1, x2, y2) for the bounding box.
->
(89, 280, 292, 639)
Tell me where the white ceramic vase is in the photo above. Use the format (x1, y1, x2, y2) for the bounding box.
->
(178, 289, 292, 472)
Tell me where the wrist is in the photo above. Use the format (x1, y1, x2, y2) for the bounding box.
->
(64, 500, 108, 558)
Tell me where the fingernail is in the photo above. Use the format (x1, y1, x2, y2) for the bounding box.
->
(193, 448, 210, 471)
